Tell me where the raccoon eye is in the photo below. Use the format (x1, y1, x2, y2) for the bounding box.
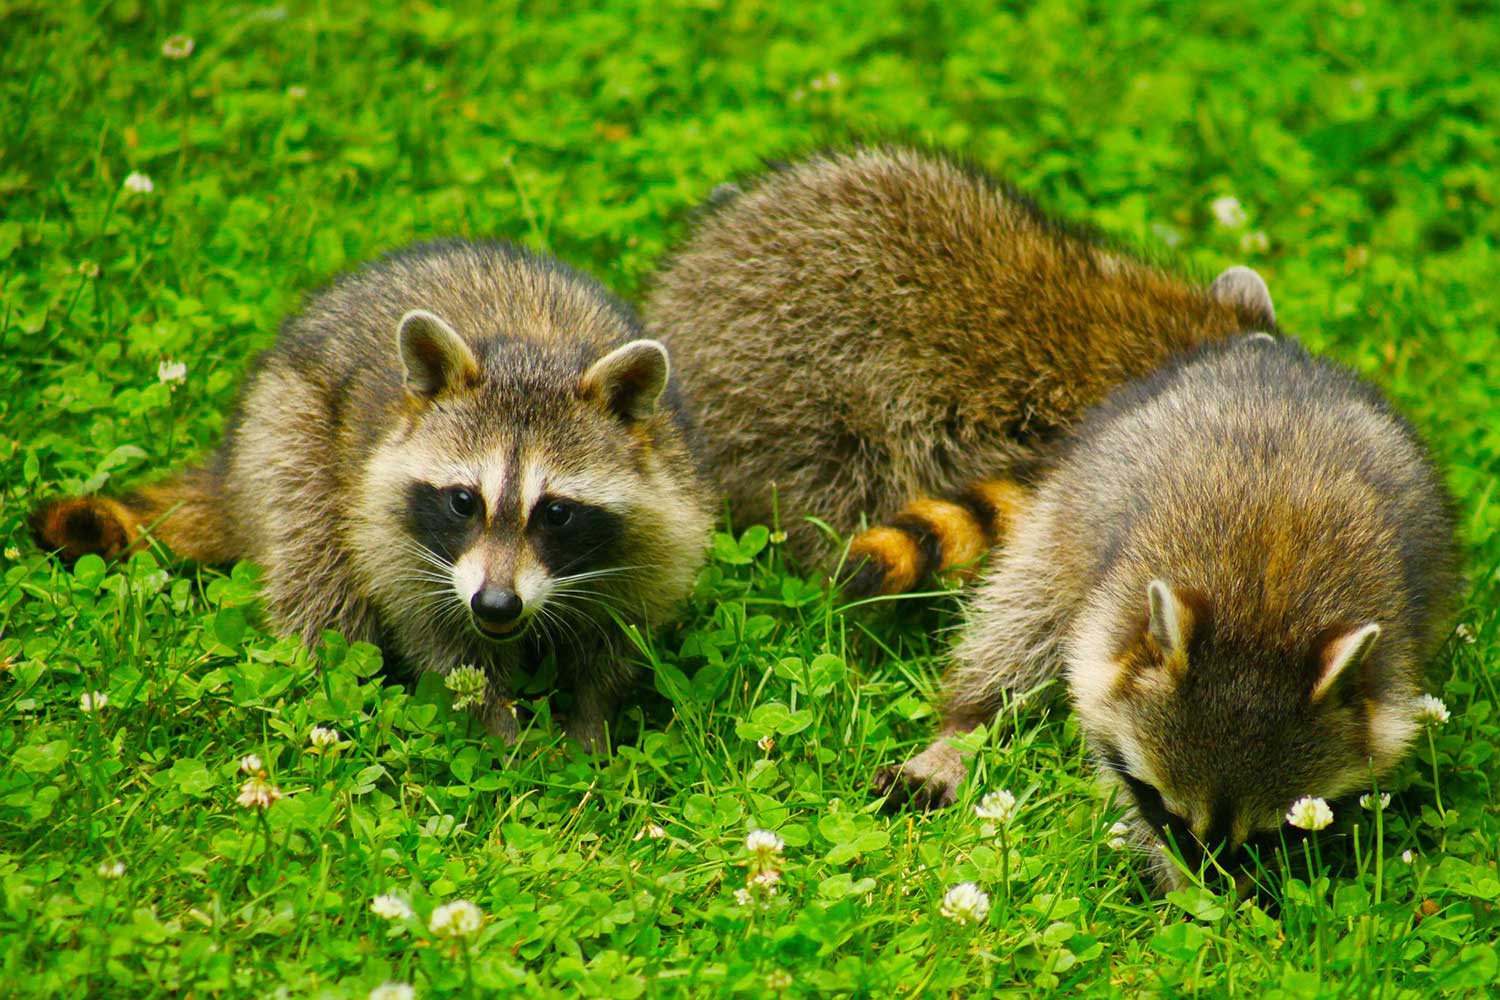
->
(447, 488, 479, 519)
(543, 500, 574, 528)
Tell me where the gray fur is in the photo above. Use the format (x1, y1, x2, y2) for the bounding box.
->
(888, 336, 1459, 887)
(43, 240, 714, 748)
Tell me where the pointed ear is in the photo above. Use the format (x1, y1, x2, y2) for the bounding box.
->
(1147, 579, 1192, 680)
(1311, 623, 1380, 704)
(398, 309, 479, 399)
(1210, 265, 1276, 325)
(581, 339, 669, 421)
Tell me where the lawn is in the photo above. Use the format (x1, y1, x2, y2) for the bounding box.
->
(3, 1, 1499, 996)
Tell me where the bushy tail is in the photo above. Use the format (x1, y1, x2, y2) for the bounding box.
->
(839, 477, 1029, 598)
(30, 464, 239, 565)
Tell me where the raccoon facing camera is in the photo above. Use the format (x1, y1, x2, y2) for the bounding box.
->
(31, 240, 714, 750)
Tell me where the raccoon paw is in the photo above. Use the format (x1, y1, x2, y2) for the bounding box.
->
(478, 699, 520, 744)
(871, 743, 969, 810)
(29, 498, 132, 563)
(565, 717, 609, 756)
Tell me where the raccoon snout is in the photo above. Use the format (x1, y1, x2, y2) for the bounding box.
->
(471, 586, 524, 633)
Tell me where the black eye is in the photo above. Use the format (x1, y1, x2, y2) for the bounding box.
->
(543, 500, 574, 528)
(447, 488, 478, 519)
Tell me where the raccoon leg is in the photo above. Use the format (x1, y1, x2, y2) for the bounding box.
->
(839, 477, 1030, 598)
(476, 692, 521, 743)
(874, 515, 1071, 809)
(30, 462, 242, 565)
(565, 649, 638, 754)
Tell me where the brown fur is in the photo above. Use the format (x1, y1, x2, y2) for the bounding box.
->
(645, 146, 1275, 564)
(29, 466, 240, 565)
(878, 336, 1459, 889)
(32, 240, 713, 748)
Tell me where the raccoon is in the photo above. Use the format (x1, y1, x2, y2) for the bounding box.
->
(875, 335, 1459, 888)
(644, 145, 1276, 581)
(30, 240, 714, 749)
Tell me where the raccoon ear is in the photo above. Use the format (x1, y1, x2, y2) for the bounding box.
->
(398, 309, 480, 399)
(582, 339, 669, 421)
(1311, 623, 1381, 704)
(1210, 265, 1276, 325)
(1147, 579, 1192, 679)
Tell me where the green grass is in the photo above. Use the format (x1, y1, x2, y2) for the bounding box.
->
(4, 1, 1499, 996)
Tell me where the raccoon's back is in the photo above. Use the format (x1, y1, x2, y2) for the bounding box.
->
(1055, 337, 1459, 658)
(646, 146, 1267, 551)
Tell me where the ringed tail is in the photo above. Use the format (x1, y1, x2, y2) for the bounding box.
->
(29, 465, 238, 566)
(839, 477, 1029, 598)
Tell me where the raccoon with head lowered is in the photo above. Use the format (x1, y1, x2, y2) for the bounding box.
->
(878, 334, 1459, 888)
(645, 145, 1276, 589)
(31, 240, 713, 749)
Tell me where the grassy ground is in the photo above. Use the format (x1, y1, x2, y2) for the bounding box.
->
(3, 1, 1499, 996)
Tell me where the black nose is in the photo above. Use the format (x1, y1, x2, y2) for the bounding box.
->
(471, 587, 523, 624)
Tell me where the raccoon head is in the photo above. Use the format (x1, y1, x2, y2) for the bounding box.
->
(356, 306, 698, 654)
(1072, 578, 1410, 873)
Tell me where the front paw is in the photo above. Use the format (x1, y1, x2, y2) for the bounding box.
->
(565, 717, 609, 755)
(478, 698, 520, 743)
(872, 741, 970, 810)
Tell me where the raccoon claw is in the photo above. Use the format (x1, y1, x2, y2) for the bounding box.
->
(871, 763, 959, 811)
(566, 719, 609, 756)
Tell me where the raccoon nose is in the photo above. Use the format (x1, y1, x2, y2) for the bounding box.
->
(471, 587, 523, 625)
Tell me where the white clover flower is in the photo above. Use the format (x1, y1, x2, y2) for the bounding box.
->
(1240, 230, 1270, 254)
(630, 822, 665, 841)
(1286, 796, 1334, 831)
(77, 259, 100, 279)
(161, 34, 195, 59)
(370, 893, 413, 921)
(97, 860, 125, 879)
(238, 753, 264, 774)
(974, 789, 1017, 823)
(745, 829, 784, 859)
(308, 725, 341, 750)
(236, 774, 284, 809)
(1360, 792, 1392, 810)
(157, 360, 187, 384)
(733, 888, 753, 907)
(444, 665, 488, 711)
(1107, 821, 1133, 851)
(765, 969, 793, 990)
(79, 690, 109, 712)
(1211, 195, 1247, 228)
(1401, 849, 1416, 864)
(749, 869, 781, 894)
(757, 734, 775, 753)
(1454, 623, 1475, 644)
(1414, 694, 1450, 726)
(123, 171, 154, 194)
(428, 899, 483, 938)
(940, 882, 991, 925)
(368, 984, 415, 1000)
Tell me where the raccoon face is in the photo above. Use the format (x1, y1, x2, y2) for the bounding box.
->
(1074, 579, 1399, 872)
(360, 308, 678, 647)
